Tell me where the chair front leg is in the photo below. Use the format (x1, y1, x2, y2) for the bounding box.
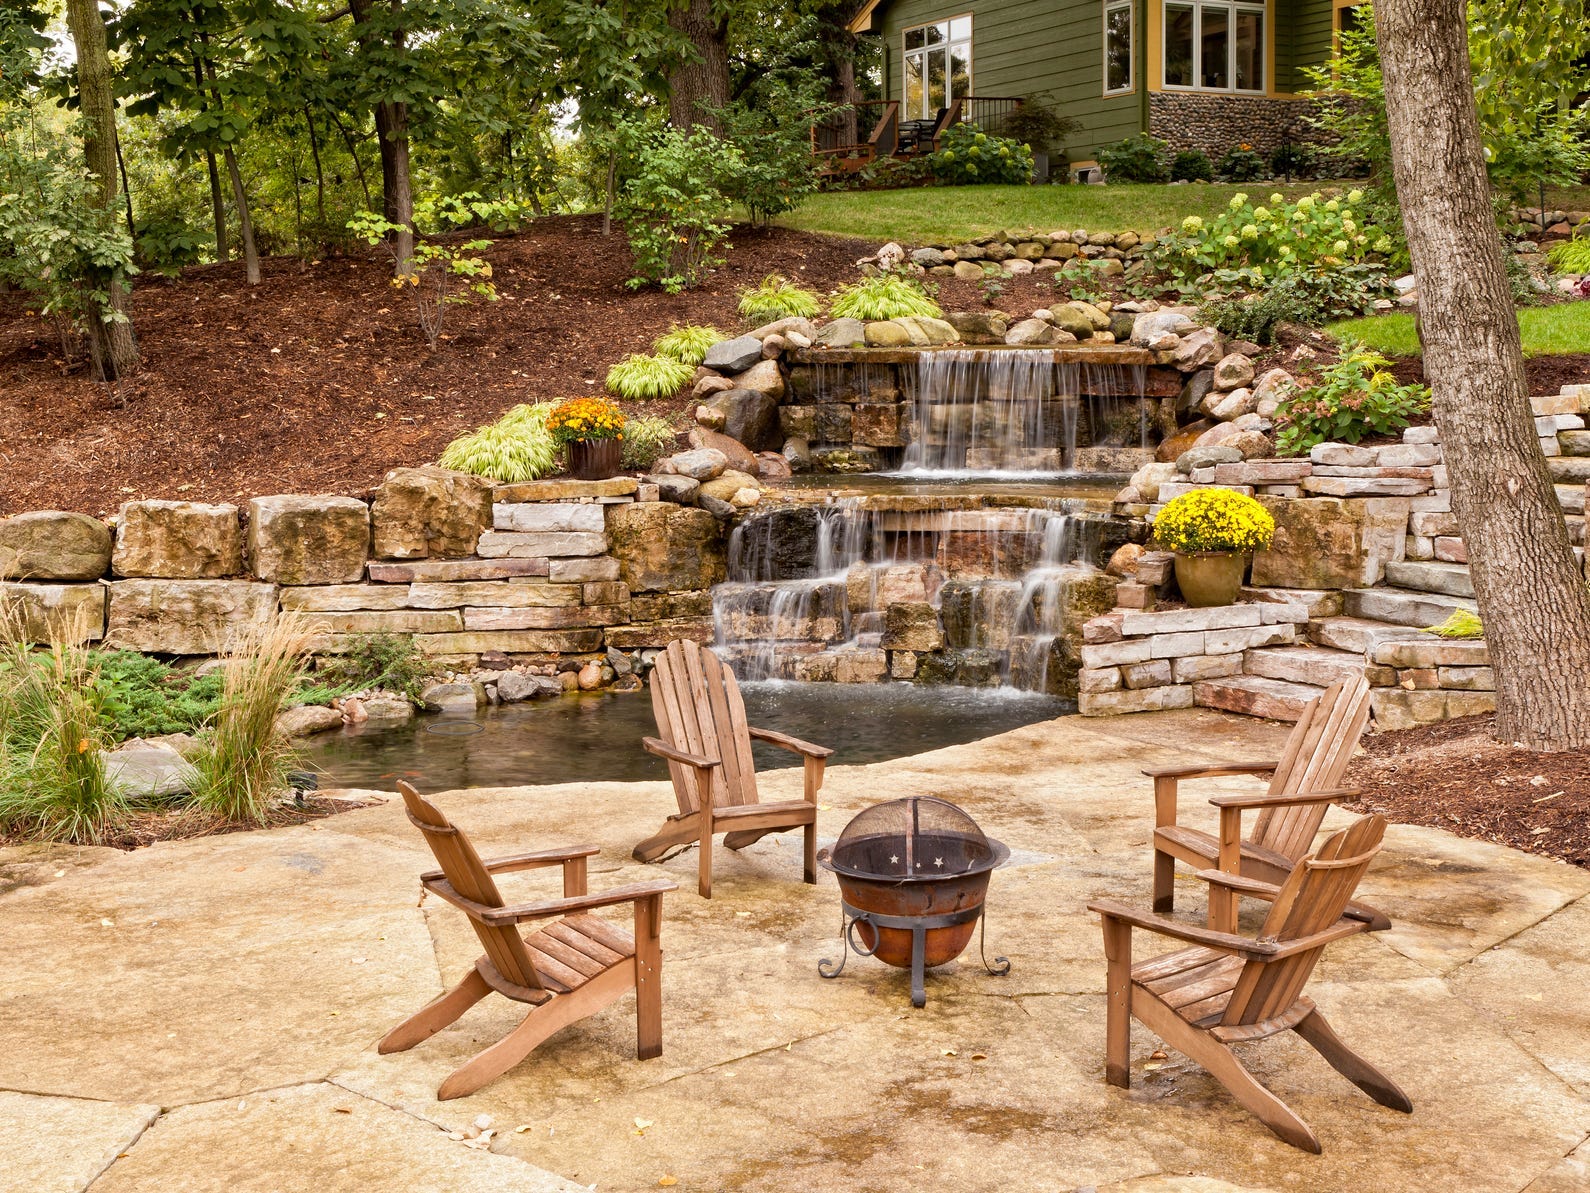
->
(562, 854, 588, 898)
(1100, 913, 1132, 1089)
(1152, 775, 1179, 912)
(697, 796, 715, 899)
(1210, 805, 1245, 934)
(633, 893, 664, 1060)
(802, 754, 825, 885)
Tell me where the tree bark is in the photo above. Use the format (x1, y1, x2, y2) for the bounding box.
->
(348, 0, 414, 274)
(305, 105, 327, 224)
(666, 0, 730, 135)
(63, 0, 139, 380)
(192, 53, 228, 260)
(1376, 0, 1590, 750)
(199, 41, 260, 286)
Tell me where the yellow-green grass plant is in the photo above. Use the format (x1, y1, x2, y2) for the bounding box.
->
(620, 415, 679, 469)
(829, 274, 943, 321)
(606, 353, 693, 401)
(186, 614, 319, 825)
(653, 324, 722, 367)
(737, 273, 822, 323)
(0, 607, 124, 844)
(1423, 609, 1484, 639)
(438, 402, 558, 482)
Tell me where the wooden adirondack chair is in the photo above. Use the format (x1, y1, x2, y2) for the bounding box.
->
(634, 639, 833, 899)
(1145, 675, 1386, 933)
(1090, 813, 1412, 1153)
(382, 781, 677, 1100)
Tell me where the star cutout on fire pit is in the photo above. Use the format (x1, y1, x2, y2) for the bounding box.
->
(890, 854, 899, 864)
(935, 857, 944, 867)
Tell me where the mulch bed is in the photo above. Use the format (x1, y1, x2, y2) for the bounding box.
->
(1344, 714, 1590, 868)
(0, 795, 370, 853)
(1387, 352, 1590, 397)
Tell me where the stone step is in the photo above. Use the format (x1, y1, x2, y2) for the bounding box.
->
(1193, 674, 1321, 722)
(1243, 644, 1369, 689)
(1343, 587, 1477, 628)
(1547, 456, 1590, 484)
(1383, 560, 1475, 598)
(1309, 616, 1428, 655)
(1553, 485, 1584, 516)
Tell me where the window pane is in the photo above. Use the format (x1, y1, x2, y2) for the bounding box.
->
(1106, 4, 1133, 92)
(924, 21, 946, 45)
(949, 43, 971, 103)
(1339, 3, 1364, 37)
(906, 27, 924, 51)
(1236, 8, 1263, 90)
(928, 46, 947, 112)
(1200, 4, 1229, 89)
(950, 16, 971, 41)
(1165, 4, 1194, 87)
(905, 53, 925, 119)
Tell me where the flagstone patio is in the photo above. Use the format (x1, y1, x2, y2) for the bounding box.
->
(2, 707, 1587, 1192)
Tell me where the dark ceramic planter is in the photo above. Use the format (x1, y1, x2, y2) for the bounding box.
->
(567, 438, 622, 481)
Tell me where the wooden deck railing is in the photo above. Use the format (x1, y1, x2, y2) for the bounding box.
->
(810, 95, 1023, 169)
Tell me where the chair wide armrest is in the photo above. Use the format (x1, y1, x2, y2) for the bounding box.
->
(1087, 899, 1276, 959)
(1208, 787, 1359, 810)
(484, 880, 679, 925)
(643, 737, 721, 770)
(1142, 760, 1279, 781)
(480, 845, 601, 875)
(1192, 868, 1285, 900)
(748, 726, 834, 759)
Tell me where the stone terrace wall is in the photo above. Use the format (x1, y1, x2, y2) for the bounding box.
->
(0, 471, 729, 667)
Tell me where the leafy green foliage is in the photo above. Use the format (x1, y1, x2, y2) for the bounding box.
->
(1171, 150, 1212, 183)
(91, 651, 225, 741)
(620, 416, 679, 469)
(1215, 144, 1268, 182)
(653, 324, 721, 367)
(1000, 95, 1080, 155)
(717, 88, 822, 225)
(1199, 278, 1328, 344)
(829, 274, 942, 321)
(1424, 609, 1484, 639)
(313, 633, 430, 702)
(438, 403, 558, 482)
(618, 122, 740, 293)
(1269, 141, 1317, 179)
(738, 273, 821, 322)
(1548, 237, 1590, 274)
(1274, 344, 1432, 456)
(928, 125, 1033, 187)
(1097, 134, 1170, 184)
(605, 354, 693, 400)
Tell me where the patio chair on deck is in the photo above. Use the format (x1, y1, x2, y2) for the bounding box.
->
(634, 639, 832, 899)
(382, 780, 677, 1099)
(1090, 813, 1412, 1152)
(1144, 675, 1387, 933)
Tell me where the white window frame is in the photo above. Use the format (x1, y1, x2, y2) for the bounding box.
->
(901, 14, 974, 122)
(1103, 0, 1136, 96)
(1161, 0, 1266, 94)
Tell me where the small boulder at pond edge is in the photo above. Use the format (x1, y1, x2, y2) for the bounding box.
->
(702, 335, 763, 374)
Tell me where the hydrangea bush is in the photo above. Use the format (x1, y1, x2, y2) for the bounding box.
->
(928, 125, 1033, 186)
(1155, 190, 1393, 282)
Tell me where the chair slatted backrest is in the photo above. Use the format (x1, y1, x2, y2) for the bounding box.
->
(1220, 814, 1386, 1028)
(397, 781, 545, 995)
(649, 640, 759, 815)
(1254, 676, 1373, 860)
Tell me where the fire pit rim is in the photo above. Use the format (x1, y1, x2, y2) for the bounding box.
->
(815, 834, 1011, 883)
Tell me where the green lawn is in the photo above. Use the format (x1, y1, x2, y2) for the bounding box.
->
(1330, 303, 1590, 358)
(775, 182, 1348, 243)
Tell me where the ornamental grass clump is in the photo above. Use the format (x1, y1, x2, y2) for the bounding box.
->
(620, 416, 678, 469)
(653, 324, 721, 367)
(438, 402, 558, 482)
(548, 396, 626, 445)
(1153, 489, 1276, 555)
(829, 274, 942, 321)
(737, 273, 821, 323)
(604, 354, 693, 401)
(1424, 609, 1484, 640)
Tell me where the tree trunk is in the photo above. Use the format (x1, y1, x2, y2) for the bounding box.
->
(1376, 0, 1590, 750)
(603, 150, 616, 237)
(374, 99, 414, 273)
(193, 54, 228, 260)
(666, 0, 730, 135)
(221, 147, 260, 285)
(305, 105, 327, 224)
(63, 0, 139, 380)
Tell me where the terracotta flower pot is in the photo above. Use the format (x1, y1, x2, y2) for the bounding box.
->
(566, 438, 622, 481)
(1174, 551, 1249, 607)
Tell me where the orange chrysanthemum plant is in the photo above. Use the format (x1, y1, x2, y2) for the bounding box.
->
(547, 396, 626, 447)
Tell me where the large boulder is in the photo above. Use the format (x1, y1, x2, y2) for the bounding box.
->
(275, 705, 346, 738)
(605, 502, 728, 593)
(105, 579, 278, 654)
(708, 389, 780, 452)
(747, 316, 818, 341)
(644, 473, 702, 505)
(893, 316, 959, 345)
(1251, 496, 1412, 588)
(0, 511, 111, 580)
(0, 580, 106, 643)
(1127, 461, 1181, 504)
(113, 500, 243, 578)
(730, 359, 785, 399)
(1005, 318, 1057, 346)
(247, 495, 370, 585)
(1064, 300, 1111, 330)
(688, 427, 759, 473)
(659, 447, 729, 482)
(1212, 352, 1256, 391)
(698, 469, 761, 504)
(864, 321, 911, 347)
(1050, 306, 1096, 339)
(881, 602, 944, 652)
(702, 335, 763, 374)
(1172, 327, 1223, 372)
(1129, 308, 1198, 345)
(1252, 368, 1299, 418)
(814, 318, 867, 348)
(369, 466, 492, 560)
(945, 311, 1008, 344)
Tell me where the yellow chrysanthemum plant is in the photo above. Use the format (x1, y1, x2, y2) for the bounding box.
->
(547, 397, 626, 447)
(1153, 489, 1276, 556)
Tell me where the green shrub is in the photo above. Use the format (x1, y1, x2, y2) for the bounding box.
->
(1200, 280, 1328, 344)
(1097, 134, 1170, 183)
(1216, 144, 1269, 182)
(1274, 343, 1431, 456)
(738, 273, 821, 323)
(438, 403, 558, 482)
(187, 616, 314, 825)
(829, 274, 942, 321)
(313, 633, 430, 703)
(605, 353, 693, 401)
(1000, 94, 1081, 156)
(620, 416, 679, 469)
(653, 324, 721, 367)
(1547, 236, 1590, 274)
(720, 94, 822, 225)
(0, 627, 124, 844)
(928, 125, 1033, 186)
(1171, 150, 1213, 182)
(1269, 141, 1317, 179)
(618, 123, 740, 293)
(91, 651, 224, 741)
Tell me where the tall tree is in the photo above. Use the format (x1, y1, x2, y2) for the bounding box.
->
(63, 0, 139, 379)
(667, 0, 729, 134)
(1375, 0, 1590, 751)
(345, 0, 414, 273)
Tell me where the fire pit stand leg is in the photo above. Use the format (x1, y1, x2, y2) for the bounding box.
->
(818, 900, 1004, 1008)
(909, 926, 928, 1008)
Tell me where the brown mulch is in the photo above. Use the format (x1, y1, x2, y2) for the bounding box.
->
(1344, 714, 1590, 868)
(1386, 352, 1590, 396)
(95, 795, 362, 851)
(0, 216, 1066, 518)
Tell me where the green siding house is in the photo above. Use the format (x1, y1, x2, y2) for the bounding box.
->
(847, 0, 1364, 169)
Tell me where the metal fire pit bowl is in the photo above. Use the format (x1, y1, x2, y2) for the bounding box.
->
(816, 796, 1010, 1007)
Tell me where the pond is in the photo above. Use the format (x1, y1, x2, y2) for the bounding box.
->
(302, 682, 1071, 791)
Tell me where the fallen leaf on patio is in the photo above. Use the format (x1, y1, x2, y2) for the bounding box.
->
(970, 1053, 987, 1061)
(515, 1125, 533, 1134)
(941, 1049, 957, 1057)
(634, 1118, 654, 1134)
(334, 1107, 353, 1115)
(1142, 1062, 1163, 1072)
(1149, 1049, 1168, 1060)
(658, 1178, 678, 1187)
